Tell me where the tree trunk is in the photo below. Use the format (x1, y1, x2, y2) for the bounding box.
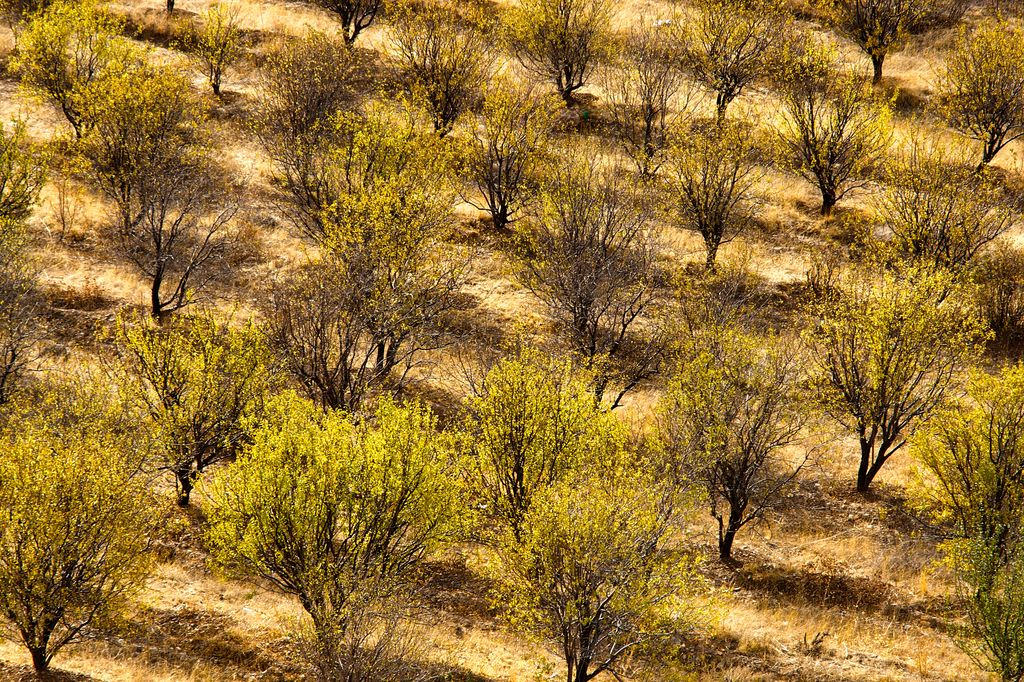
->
(820, 188, 837, 216)
(166, 0, 174, 12)
(29, 644, 48, 672)
(151, 271, 164, 322)
(175, 467, 195, 507)
(704, 242, 719, 272)
(856, 439, 873, 493)
(212, 81, 221, 96)
(719, 528, 737, 562)
(871, 54, 884, 85)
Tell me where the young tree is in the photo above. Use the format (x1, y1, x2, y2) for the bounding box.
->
(504, 0, 612, 105)
(204, 394, 462, 679)
(188, 3, 244, 96)
(777, 38, 891, 215)
(11, 0, 132, 138)
(914, 365, 1024, 560)
(936, 20, 1024, 167)
(310, 0, 382, 44)
(604, 22, 684, 177)
(667, 121, 762, 271)
(515, 148, 664, 406)
(827, 0, 928, 85)
(876, 138, 1013, 275)
(807, 268, 987, 493)
(0, 121, 47, 225)
(391, 3, 492, 136)
(462, 345, 623, 540)
(659, 326, 809, 561)
(0, 388, 158, 673)
(491, 470, 700, 682)
(83, 62, 234, 320)
(111, 313, 277, 506)
(265, 124, 465, 412)
(251, 31, 359, 240)
(465, 79, 557, 231)
(675, 0, 789, 118)
(0, 122, 45, 405)
(950, 536, 1024, 682)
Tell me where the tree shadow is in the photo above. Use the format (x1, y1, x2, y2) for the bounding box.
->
(0, 663, 99, 682)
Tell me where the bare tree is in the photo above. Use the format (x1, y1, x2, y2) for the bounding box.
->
(667, 121, 762, 270)
(392, 2, 492, 136)
(675, 0, 789, 118)
(777, 37, 891, 215)
(515, 146, 664, 406)
(604, 22, 685, 178)
(252, 31, 359, 240)
(465, 80, 557, 231)
(311, 0, 382, 44)
(660, 326, 810, 561)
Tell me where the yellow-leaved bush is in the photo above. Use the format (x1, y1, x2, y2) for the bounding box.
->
(203, 392, 465, 677)
(462, 344, 624, 541)
(0, 383, 160, 673)
(488, 467, 704, 682)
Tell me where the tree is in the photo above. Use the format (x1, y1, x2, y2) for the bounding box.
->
(11, 0, 132, 139)
(667, 121, 762, 271)
(110, 312, 277, 506)
(604, 22, 684, 177)
(264, 124, 466, 412)
(0, 386, 158, 673)
(465, 79, 557, 231)
(504, 0, 612, 105)
(251, 31, 359, 240)
(462, 345, 623, 540)
(949, 536, 1024, 682)
(876, 137, 1013, 275)
(0, 121, 47, 225)
(936, 20, 1024, 167)
(659, 325, 809, 561)
(310, 0, 382, 44)
(392, 2, 492, 136)
(675, 0, 789, 118)
(204, 394, 462, 679)
(490, 470, 700, 682)
(827, 0, 929, 85)
(807, 268, 987, 493)
(777, 38, 891, 215)
(188, 3, 244, 96)
(914, 365, 1024, 559)
(0, 122, 45, 405)
(515, 148, 664, 407)
(83, 62, 234, 320)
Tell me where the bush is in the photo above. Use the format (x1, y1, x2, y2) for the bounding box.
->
(0, 386, 159, 673)
(975, 248, 1024, 348)
(204, 394, 463, 680)
(111, 312, 277, 506)
(462, 344, 623, 540)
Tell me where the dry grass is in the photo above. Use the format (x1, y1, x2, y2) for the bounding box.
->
(0, 0, 1014, 678)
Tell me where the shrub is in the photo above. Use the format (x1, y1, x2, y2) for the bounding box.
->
(110, 312, 277, 506)
(205, 394, 462, 680)
(504, 0, 612, 105)
(0, 386, 159, 673)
